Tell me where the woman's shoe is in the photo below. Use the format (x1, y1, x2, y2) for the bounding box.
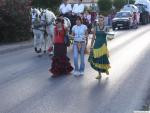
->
(73, 71, 80, 77)
(96, 74, 102, 80)
(106, 71, 109, 75)
(80, 71, 84, 76)
(51, 74, 59, 78)
(48, 47, 53, 52)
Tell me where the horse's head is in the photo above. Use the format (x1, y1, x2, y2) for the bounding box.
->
(31, 8, 41, 23)
(40, 9, 47, 23)
(31, 8, 47, 30)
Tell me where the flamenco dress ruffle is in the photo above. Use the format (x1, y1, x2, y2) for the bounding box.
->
(50, 56, 73, 76)
(88, 30, 110, 74)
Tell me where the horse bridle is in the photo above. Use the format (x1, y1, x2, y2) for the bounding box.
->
(46, 18, 55, 26)
(31, 12, 38, 21)
(40, 11, 46, 22)
(43, 11, 56, 25)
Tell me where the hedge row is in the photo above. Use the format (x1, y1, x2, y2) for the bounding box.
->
(0, 0, 31, 43)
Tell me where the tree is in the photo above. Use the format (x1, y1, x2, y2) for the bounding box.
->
(97, 0, 112, 15)
(32, 0, 61, 14)
(0, 0, 31, 43)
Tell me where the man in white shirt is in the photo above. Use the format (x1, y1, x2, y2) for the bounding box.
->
(72, 0, 85, 16)
(59, 0, 72, 17)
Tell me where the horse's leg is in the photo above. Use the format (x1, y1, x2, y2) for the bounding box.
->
(37, 31, 41, 53)
(38, 31, 44, 53)
(33, 30, 39, 53)
(42, 31, 45, 53)
(33, 30, 37, 49)
(50, 26, 54, 54)
(33, 30, 40, 53)
(47, 25, 54, 55)
(46, 29, 51, 51)
(43, 32, 47, 53)
(47, 34, 53, 55)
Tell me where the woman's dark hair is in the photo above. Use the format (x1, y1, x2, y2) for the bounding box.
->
(99, 15, 105, 20)
(59, 14, 63, 17)
(76, 16, 82, 23)
(56, 17, 64, 24)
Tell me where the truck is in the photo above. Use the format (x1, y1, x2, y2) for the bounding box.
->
(135, 0, 150, 25)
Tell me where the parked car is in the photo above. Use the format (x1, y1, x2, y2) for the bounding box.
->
(112, 11, 134, 30)
(120, 4, 140, 24)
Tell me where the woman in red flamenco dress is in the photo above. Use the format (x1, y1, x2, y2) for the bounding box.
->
(49, 18, 73, 77)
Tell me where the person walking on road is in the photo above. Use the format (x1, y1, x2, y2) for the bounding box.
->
(83, 10, 92, 34)
(91, 0, 98, 26)
(50, 17, 73, 77)
(71, 16, 88, 76)
(88, 15, 111, 79)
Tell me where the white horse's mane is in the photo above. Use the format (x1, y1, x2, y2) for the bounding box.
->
(36, 9, 41, 14)
(45, 9, 56, 23)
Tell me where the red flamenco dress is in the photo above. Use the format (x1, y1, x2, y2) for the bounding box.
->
(49, 25, 73, 77)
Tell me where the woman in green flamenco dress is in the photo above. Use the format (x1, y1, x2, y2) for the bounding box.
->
(88, 15, 111, 79)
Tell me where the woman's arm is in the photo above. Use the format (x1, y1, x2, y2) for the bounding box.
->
(104, 26, 111, 33)
(69, 26, 75, 39)
(90, 28, 96, 48)
(68, 31, 75, 40)
(64, 26, 69, 35)
(85, 29, 88, 39)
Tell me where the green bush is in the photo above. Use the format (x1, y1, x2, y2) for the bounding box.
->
(0, 0, 31, 43)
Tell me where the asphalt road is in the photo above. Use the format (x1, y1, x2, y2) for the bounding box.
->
(0, 25, 150, 113)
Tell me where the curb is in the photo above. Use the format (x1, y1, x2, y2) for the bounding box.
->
(0, 41, 33, 55)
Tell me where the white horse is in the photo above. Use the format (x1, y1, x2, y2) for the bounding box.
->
(31, 8, 45, 53)
(40, 9, 56, 54)
(40, 10, 71, 53)
(32, 8, 72, 55)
